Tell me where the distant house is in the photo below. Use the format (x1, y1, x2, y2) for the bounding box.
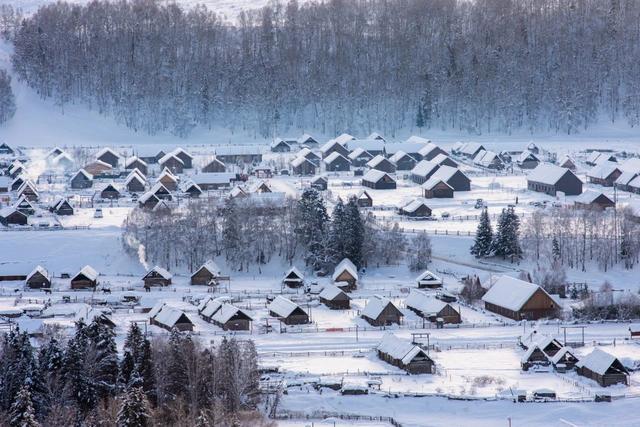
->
(416, 270, 443, 289)
(271, 139, 291, 153)
(422, 178, 454, 199)
(149, 303, 194, 332)
(376, 333, 435, 374)
(355, 189, 373, 207)
(576, 348, 629, 387)
(0, 142, 14, 155)
(417, 142, 448, 161)
(324, 152, 351, 172)
(149, 182, 173, 200)
(406, 289, 460, 324)
(310, 176, 328, 191)
(138, 192, 160, 209)
(320, 140, 350, 159)
(214, 146, 263, 164)
(250, 180, 272, 193)
(49, 198, 74, 216)
(159, 153, 184, 174)
(200, 298, 252, 331)
(520, 344, 551, 371)
(26, 266, 51, 289)
(96, 148, 120, 168)
(429, 165, 470, 191)
(389, 151, 417, 171)
(361, 296, 403, 326)
(202, 157, 226, 173)
(332, 258, 358, 291)
(268, 296, 309, 325)
(52, 153, 74, 170)
(299, 134, 319, 146)
(187, 173, 237, 190)
(182, 181, 202, 198)
(459, 142, 486, 159)
(8, 161, 24, 178)
(282, 267, 304, 288)
(125, 157, 148, 176)
(366, 155, 396, 173)
(517, 151, 540, 169)
(70, 265, 99, 289)
(157, 169, 178, 191)
(291, 156, 317, 176)
(136, 147, 166, 164)
(18, 181, 39, 201)
(550, 347, 579, 372)
(0, 206, 28, 226)
(100, 184, 121, 199)
(559, 155, 576, 170)
(172, 148, 194, 169)
(399, 198, 432, 218)
(14, 197, 35, 216)
(586, 152, 616, 166)
(142, 266, 172, 287)
(319, 285, 351, 310)
(362, 169, 396, 190)
(574, 190, 615, 211)
(587, 162, 622, 187)
(70, 169, 93, 189)
(125, 173, 146, 193)
(191, 260, 222, 286)
(431, 153, 459, 168)
(482, 275, 560, 320)
(527, 163, 583, 196)
(348, 148, 374, 167)
(345, 139, 386, 156)
(410, 160, 440, 184)
(298, 148, 321, 166)
(615, 171, 639, 193)
(84, 160, 113, 176)
(473, 151, 503, 169)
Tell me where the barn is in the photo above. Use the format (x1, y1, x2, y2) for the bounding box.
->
(576, 348, 629, 387)
(149, 303, 194, 332)
(389, 151, 417, 171)
(481, 276, 560, 320)
(282, 267, 304, 288)
(319, 285, 351, 310)
(429, 166, 470, 191)
(517, 151, 540, 169)
(422, 178, 454, 199)
(268, 296, 309, 325)
(125, 173, 146, 193)
(348, 148, 374, 167)
(50, 198, 74, 216)
(191, 260, 222, 286)
(355, 189, 373, 207)
(70, 265, 99, 289)
(332, 258, 358, 291)
(70, 169, 93, 189)
(527, 163, 583, 196)
(96, 148, 120, 168)
(362, 169, 396, 190)
(587, 162, 622, 187)
(142, 266, 172, 287)
(573, 190, 615, 211)
(310, 176, 328, 191)
(366, 155, 396, 173)
(202, 157, 226, 173)
(410, 160, 440, 184)
(405, 289, 461, 324)
(399, 199, 432, 218)
(376, 333, 435, 374)
(361, 296, 403, 326)
(291, 156, 317, 176)
(0, 208, 27, 226)
(159, 153, 185, 174)
(416, 270, 443, 288)
(324, 152, 351, 172)
(25, 265, 51, 289)
(100, 184, 121, 199)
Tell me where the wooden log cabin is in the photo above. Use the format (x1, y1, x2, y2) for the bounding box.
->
(319, 285, 351, 310)
(25, 265, 51, 289)
(481, 276, 560, 321)
(576, 348, 629, 387)
(376, 333, 435, 374)
(332, 258, 358, 291)
(142, 266, 172, 287)
(149, 303, 194, 332)
(361, 296, 403, 326)
(405, 289, 461, 324)
(190, 260, 221, 286)
(268, 296, 309, 325)
(70, 265, 99, 289)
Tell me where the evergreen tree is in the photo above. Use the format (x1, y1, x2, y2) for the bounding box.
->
(165, 330, 188, 401)
(295, 188, 329, 270)
(138, 339, 156, 406)
(0, 329, 38, 413)
(87, 319, 119, 400)
(408, 231, 432, 271)
(343, 197, 365, 268)
(471, 208, 493, 258)
(552, 236, 561, 261)
(492, 206, 522, 262)
(37, 338, 65, 417)
(9, 385, 39, 427)
(328, 199, 347, 263)
(116, 383, 149, 427)
(416, 102, 425, 129)
(62, 321, 97, 414)
(221, 198, 242, 268)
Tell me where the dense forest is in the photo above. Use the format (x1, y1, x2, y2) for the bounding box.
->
(4, 0, 640, 137)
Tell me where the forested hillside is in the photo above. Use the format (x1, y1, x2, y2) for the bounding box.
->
(6, 0, 640, 137)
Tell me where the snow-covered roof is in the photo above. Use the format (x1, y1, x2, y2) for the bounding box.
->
(362, 169, 393, 183)
(291, 156, 315, 168)
(144, 266, 172, 280)
(152, 305, 192, 328)
(200, 298, 225, 318)
(311, 175, 327, 183)
(366, 155, 390, 168)
(357, 189, 372, 200)
(157, 169, 178, 183)
(214, 145, 263, 155)
(319, 284, 349, 301)
(348, 147, 372, 160)
(187, 172, 236, 185)
(298, 147, 319, 159)
(575, 348, 624, 375)
(271, 139, 291, 148)
(517, 150, 539, 163)
(460, 142, 484, 156)
(367, 132, 385, 141)
(158, 152, 184, 165)
(73, 169, 93, 180)
(171, 147, 193, 159)
(407, 136, 431, 145)
(411, 160, 440, 177)
(124, 173, 146, 186)
(421, 177, 453, 191)
(268, 296, 304, 318)
(389, 150, 414, 163)
(430, 165, 463, 182)
(283, 266, 304, 282)
(405, 289, 449, 315)
(26, 265, 49, 282)
(400, 198, 430, 214)
(482, 276, 549, 312)
(75, 265, 98, 281)
(332, 258, 358, 282)
(320, 139, 344, 154)
(211, 303, 252, 324)
(125, 156, 147, 168)
(619, 157, 640, 173)
(384, 142, 426, 155)
(615, 171, 638, 186)
(96, 147, 120, 160)
(334, 133, 355, 145)
(324, 151, 350, 164)
(361, 295, 398, 319)
(53, 152, 74, 165)
(377, 333, 429, 365)
(432, 153, 456, 165)
(416, 270, 442, 285)
(298, 133, 317, 144)
(550, 347, 577, 365)
(527, 163, 577, 185)
(574, 190, 612, 205)
(587, 161, 621, 180)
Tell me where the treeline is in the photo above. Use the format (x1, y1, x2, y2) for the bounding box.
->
(0, 320, 263, 426)
(123, 190, 429, 273)
(8, 0, 640, 136)
(0, 69, 15, 124)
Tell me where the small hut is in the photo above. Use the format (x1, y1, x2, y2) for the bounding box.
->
(319, 285, 351, 310)
(70, 265, 99, 289)
(191, 260, 222, 286)
(142, 266, 172, 287)
(25, 266, 51, 289)
(282, 267, 304, 288)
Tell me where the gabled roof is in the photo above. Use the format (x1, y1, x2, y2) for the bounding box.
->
(125, 173, 146, 186)
(384, 142, 427, 155)
(416, 270, 442, 284)
(319, 284, 350, 301)
(74, 265, 98, 281)
(367, 132, 385, 141)
(357, 189, 372, 200)
(171, 147, 193, 159)
(0, 206, 24, 218)
(193, 260, 221, 277)
(517, 150, 540, 163)
(283, 266, 304, 282)
(320, 139, 345, 154)
(271, 138, 291, 149)
(26, 265, 49, 282)
(550, 346, 578, 365)
(460, 142, 485, 155)
(158, 152, 184, 165)
(527, 163, 578, 186)
(482, 275, 553, 312)
(143, 266, 172, 280)
(407, 136, 431, 145)
(574, 190, 613, 205)
(211, 303, 252, 324)
(406, 289, 450, 315)
(334, 133, 355, 145)
(430, 165, 465, 182)
(298, 133, 317, 144)
(187, 172, 236, 185)
(324, 151, 350, 164)
(125, 156, 147, 168)
(73, 169, 93, 181)
(575, 348, 627, 376)
(299, 147, 320, 159)
(411, 160, 440, 177)
(96, 147, 120, 159)
(348, 147, 373, 160)
(366, 155, 390, 168)
(389, 150, 414, 163)
(422, 177, 453, 191)
(311, 175, 328, 184)
(332, 258, 358, 282)
(157, 169, 178, 183)
(268, 296, 305, 318)
(377, 333, 430, 365)
(362, 295, 399, 319)
(152, 305, 193, 328)
(291, 156, 315, 168)
(362, 169, 393, 183)
(615, 171, 638, 186)
(400, 198, 430, 213)
(587, 161, 621, 180)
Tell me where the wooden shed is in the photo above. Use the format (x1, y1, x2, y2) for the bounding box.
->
(362, 169, 396, 190)
(576, 348, 629, 387)
(361, 296, 403, 326)
(203, 157, 226, 173)
(291, 156, 317, 176)
(282, 267, 304, 288)
(573, 190, 615, 211)
(332, 258, 358, 291)
(70, 265, 99, 289)
(319, 285, 351, 310)
(96, 148, 120, 168)
(191, 260, 222, 286)
(481, 276, 560, 320)
(0, 207, 28, 226)
(125, 157, 148, 175)
(268, 296, 309, 325)
(70, 169, 93, 189)
(142, 266, 172, 287)
(50, 198, 74, 216)
(377, 333, 435, 374)
(587, 162, 622, 187)
(422, 178, 454, 199)
(416, 270, 443, 289)
(399, 199, 432, 218)
(100, 184, 120, 199)
(324, 152, 351, 172)
(159, 153, 184, 174)
(25, 265, 51, 289)
(310, 176, 328, 191)
(149, 303, 194, 332)
(527, 163, 583, 196)
(200, 298, 252, 331)
(366, 155, 396, 173)
(405, 289, 461, 324)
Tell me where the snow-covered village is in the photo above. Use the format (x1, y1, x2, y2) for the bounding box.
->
(1, 0, 640, 426)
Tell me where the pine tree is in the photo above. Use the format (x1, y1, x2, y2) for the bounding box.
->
(87, 319, 119, 400)
(116, 384, 149, 427)
(343, 197, 365, 268)
(492, 206, 522, 262)
(9, 385, 39, 427)
(62, 321, 97, 413)
(408, 231, 432, 271)
(138, 339, 156, 406)
(471, 208, 493, 258)
(416, 102, 425, 129)
(37, 338, 64, 417)
(552, 236, 561, 261)
(296, 188, 329, 270)
(0, 329, 38, 413)
(328, 199, 347, 263)
(165, 330, 188, 401)
(222, 198, 242, 268)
